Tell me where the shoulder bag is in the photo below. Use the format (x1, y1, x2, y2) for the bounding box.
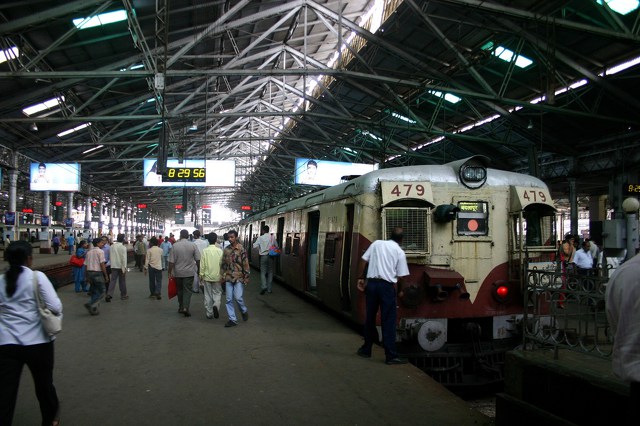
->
(33, 272, 62, 336)
(268, 235, 281, 257)
(69, 254, 84, 267)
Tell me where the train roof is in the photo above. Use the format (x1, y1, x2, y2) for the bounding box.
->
(245, 156, 549, 222)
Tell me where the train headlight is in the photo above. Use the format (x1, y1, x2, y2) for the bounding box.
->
(417, 320, 447, 352)
(459, 164, 487, 189)
(492, 280, 511, 303)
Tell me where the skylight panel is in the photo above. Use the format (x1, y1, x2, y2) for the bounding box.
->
(73, 10, 127, 30)
(390, 111, 416, 123)
(361, 130, 382, 141)
(604, 55, 640, 75)
(597, 0, 639, 15)
(429, 90, 462, 104)
(482, 42, 533, 69)
(82, 145, 103, 154)
(494, 47, 533, 68)
(0, 46, 19, 64)
(23, 96, 65, 116)
(57, 123, 90, 138)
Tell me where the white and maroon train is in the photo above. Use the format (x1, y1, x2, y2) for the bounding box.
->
(224, 156, 556, 387)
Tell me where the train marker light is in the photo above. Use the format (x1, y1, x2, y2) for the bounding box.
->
(493, 281, 511, 303)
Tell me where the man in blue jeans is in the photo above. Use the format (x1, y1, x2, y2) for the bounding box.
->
(356, 227, 410, 365)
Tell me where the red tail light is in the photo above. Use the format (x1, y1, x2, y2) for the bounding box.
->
(492, 281, 511, 303)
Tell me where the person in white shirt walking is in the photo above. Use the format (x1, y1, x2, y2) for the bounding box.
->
(144, 236, 164, 299)
(356, 227, 410, 365)
(107, 234, 128, 302)
(253, 225, 276, 295)
(0, 240, 62, 426)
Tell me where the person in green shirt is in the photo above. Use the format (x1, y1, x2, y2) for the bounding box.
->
(199, 233, 224, 319)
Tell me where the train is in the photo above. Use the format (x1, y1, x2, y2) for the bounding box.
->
(220, 156, 557, 387)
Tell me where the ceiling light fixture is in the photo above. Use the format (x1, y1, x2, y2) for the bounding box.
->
(29, 122, 38, 132)
(527, 120, 533, 130)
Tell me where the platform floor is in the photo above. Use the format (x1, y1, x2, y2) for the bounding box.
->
(9, 252, 491, 425)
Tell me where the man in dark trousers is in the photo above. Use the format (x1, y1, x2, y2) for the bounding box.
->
(356, 227, 410, 365)
(168, 229, 200, 317)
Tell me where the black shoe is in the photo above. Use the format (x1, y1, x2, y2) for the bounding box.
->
(242, 311, 248, 321)
(260, 289, 266, 295)
(357, 347, 371, 358)
(105, 296, 112, 303)
(224, 320, 237, 327)
(385, 357, 408, 365)
(182, 310, 191, 317)
(213, 306, 219, 319)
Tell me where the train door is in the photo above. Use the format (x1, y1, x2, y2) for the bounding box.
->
(307, 211, 320, 292)
(247, 224, 253, 263)
(276, 217, 284, 276)
(340, 205, 354, 311)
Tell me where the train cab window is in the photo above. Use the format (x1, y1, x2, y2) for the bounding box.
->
(292, 233, 301, 256)
(324, 233, 338, 264)
(456, 201, 488, 236)
(382, 207, 430, 254)
(285, 233, 292, 255)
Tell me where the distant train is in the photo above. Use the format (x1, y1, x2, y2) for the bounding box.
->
(222, 156, 557, 387)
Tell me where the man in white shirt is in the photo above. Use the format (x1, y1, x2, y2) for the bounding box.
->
(106, 234, 128, 302)
(574, 240, 593, 275)
(606, 252, 640, 424)
(252, 225, 275, 295)
(355, 227, 410, 365)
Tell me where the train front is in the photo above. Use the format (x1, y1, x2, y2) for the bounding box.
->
(370, 156, 556, 388)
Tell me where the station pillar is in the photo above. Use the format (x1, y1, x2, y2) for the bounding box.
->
(40, 191, 52, 253)
(6, 169, 19, 243)
(67, 192, 74, 236)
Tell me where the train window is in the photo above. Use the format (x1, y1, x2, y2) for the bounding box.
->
(285, 233, 292, 255)
(324, 233, 338, 264)
(456, 201, 488, 236)
(382, 207, 430, 254)
(292, 233, 301, 256)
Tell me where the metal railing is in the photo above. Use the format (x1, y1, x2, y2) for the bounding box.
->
(522, 263, 612, 358)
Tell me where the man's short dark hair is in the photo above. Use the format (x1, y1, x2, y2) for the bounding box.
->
(307, 160, 317, 168)
(228, 229, 238, 238)
(92, 237, 101, 246)
(261, 225, 269, 233)
(193, 229, 201, 238)
(38, 162, 46, 169)
(117, 233, 125, 243)
(149, 236, 159, 246)
(207, 233, 217, 244)
(180, 229, 189, 239)
(390, 227, 404, 244)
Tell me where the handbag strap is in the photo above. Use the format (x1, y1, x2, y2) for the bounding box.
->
(32, 270, 44, 310)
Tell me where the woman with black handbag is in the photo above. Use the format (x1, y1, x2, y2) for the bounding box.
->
(0, 240, 62, 426)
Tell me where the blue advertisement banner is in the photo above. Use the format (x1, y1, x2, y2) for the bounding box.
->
(5, 211, 15, 226)
(83, 220, 91, 229)
(64, 218, 74, 228)
(41, 215, 50, 226)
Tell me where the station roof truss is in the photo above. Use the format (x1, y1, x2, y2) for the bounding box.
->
(1, 0, 640, 217)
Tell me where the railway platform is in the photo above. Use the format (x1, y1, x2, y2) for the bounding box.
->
(8, 251, 491, 425)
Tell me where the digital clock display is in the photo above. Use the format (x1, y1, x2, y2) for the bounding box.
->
(162, 167, 206, 183)
(624, 183, 640, 195)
